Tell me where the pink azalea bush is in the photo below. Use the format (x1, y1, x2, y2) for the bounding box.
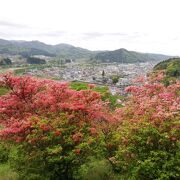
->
(0, 74, 115, 179)
(110, 75, 180, 179)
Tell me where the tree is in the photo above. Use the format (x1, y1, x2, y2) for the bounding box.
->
(0, 58, 12, 65)
(102, 70, 105, 77)
(111, 75, 119, 84)
(26, 57, 46, 64)
(110, 75, 180, 179)
(0, 74, 115, 179)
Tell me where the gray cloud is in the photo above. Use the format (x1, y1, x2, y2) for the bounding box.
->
(80, 31, 146, 40)
(35, 30, 67, 37)
(0, 26, 67, 39)
(82, 32, 128, 38)
(0, 20, 29, 28)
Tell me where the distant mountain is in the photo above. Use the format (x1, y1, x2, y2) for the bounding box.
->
(93, 48, 171, 63)
(0, 39, 55, 57)
(0, 39, 173, 63)
(53, 43, 93, 59)
(0, 39, 92, 59)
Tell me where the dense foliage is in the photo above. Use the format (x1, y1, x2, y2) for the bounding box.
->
(110, 75, 180, 179)
(0, 73, 179, 179)
(0, 74, 115, 179)
(27, 57, 46, 64)
(0, 57, 12, 66)
(94, 48, 169, 63)
(154, 58, 180, 78)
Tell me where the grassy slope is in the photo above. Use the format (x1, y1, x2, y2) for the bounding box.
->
(0, 164, 18, 180)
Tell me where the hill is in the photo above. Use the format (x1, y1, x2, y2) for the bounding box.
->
(0, 39, 92, 59)
(54, 43, 93, 59)
(93, 48, 171, 63)
(0, 39, 55, 57)
(153, 58, 180, 78)
(0, 39, 173, 63)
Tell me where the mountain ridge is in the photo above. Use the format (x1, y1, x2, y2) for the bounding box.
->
(93, 48, 172, 63)
(0, 38, 173, 63)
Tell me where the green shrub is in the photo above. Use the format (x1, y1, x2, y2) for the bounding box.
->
(111, 75, 119, 84)
(0, 143, 9, 163)
(75, 158, 120, 180)
(0, 163, 18, 180)
(110, 77, 180, 179)
(114, 124, 180, 179)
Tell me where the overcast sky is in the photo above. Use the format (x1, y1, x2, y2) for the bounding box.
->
(0, 0, 180, 55)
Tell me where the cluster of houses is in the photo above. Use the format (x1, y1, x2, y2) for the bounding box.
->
(0, 55, 158, 95)
(25, 61, 157, 91)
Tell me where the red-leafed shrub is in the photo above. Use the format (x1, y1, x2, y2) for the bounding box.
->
(110, 76, 180, 179)
(0, 74, 115, 179)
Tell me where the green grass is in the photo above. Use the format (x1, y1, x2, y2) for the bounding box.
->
(0, 163, 18, 180)
(0, 87, 9, 96)
(70, 81, 89, 91)
(70, 81, 110, 94)
(70, 82, 124, 109)
(13, 68, 26, 75)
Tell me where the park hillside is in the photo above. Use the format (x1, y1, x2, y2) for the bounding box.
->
(0, 58, 179, 180)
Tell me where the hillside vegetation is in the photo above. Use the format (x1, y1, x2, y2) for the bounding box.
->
(153, 58, 180, 86)
(94, 48, 170, 63)
(0, 73, 179, 180)
(26, 57, 46, 64)
(154, 58, 180, 78)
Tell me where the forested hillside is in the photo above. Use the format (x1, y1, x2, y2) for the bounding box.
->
(94, 48, 171, 63)
(154, 58, 180, 78)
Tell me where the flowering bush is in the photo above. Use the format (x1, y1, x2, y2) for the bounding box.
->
(0, 74, 115, 179)
(110, 76, 180, 179)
